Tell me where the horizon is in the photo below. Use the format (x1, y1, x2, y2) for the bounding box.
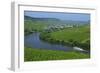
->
(24, 11, 90, 22)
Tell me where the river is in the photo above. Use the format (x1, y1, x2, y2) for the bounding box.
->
(24, 32, 74, 51)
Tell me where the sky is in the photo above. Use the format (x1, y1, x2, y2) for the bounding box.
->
(24, 11, 90, 21)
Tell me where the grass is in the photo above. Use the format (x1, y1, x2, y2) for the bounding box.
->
(24, 48, 90, 61)
(49, 26, 90, 42)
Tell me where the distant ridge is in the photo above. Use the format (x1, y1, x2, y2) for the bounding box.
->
(24, 15, 60, 21)
(24, 15, 90, 25)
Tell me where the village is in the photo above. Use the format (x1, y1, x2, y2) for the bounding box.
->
(44, 24, 80, 32)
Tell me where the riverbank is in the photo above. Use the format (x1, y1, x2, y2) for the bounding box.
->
(40, 26, 90, 51)
(24, 48, 90, 61)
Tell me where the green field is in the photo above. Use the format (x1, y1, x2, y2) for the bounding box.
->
(24, 48, 90, 61)
(49, 26, 90, 42)
(40, 26, 90, 50)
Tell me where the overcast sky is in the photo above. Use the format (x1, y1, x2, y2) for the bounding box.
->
(24, 11, 90, 21)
